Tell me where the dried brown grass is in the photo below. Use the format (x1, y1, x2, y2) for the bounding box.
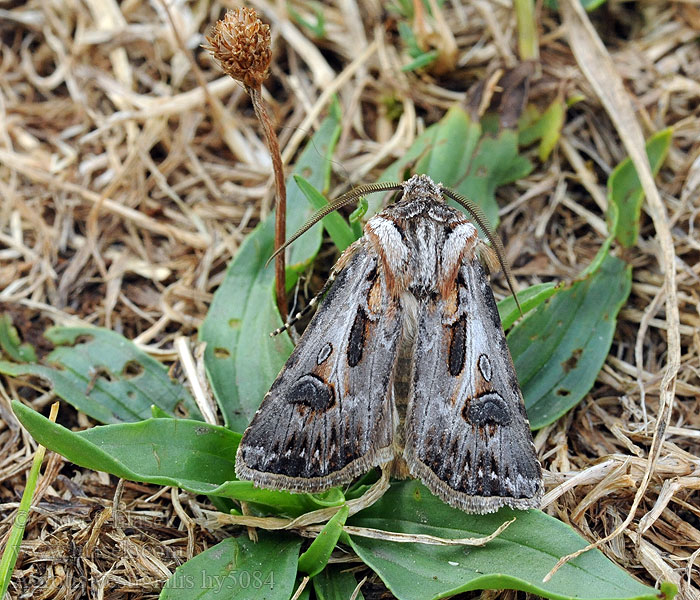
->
(0, 1, 699, 599)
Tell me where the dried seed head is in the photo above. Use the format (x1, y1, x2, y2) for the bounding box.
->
(204, 7, 271, 88)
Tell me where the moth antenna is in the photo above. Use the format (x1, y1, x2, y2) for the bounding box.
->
(265, 182, 403, 268)
(441, 187, 522, 316)
(270, 266, 341, 336)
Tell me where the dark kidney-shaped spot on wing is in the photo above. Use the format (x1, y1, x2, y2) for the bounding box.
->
(287, 374, 335, 411)
(463, 392, 512, 426)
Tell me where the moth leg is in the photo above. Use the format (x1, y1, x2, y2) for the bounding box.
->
(270, 268, 340, 337)
(270, 240, 364, 337)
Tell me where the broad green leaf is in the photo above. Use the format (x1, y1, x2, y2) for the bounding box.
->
(508, 253, 632, 428)
(608, 128, 672, 248)
(200, 103, 342, 432)
(377, 105, 532, 227)
(0, 327, 199, 423)
(11, 401, 340, 516)
(347, 480, 659, 600)
(160, 533, 301, 600)
(298, 505, 349, 577)
(293, 175, 357, 251)
(497, 281, 563, 330)
(313, 565, 364, 600)
(518, 100, 566, 161)
(0, 313, 37, 362)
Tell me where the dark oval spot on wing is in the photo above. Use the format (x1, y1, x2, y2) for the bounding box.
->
(317, 342, 333, 365)
(287, 374, 335, 411)
(448, 316, 466, 376)
(463, 392, 511, 426)
(347, 308, 368, 367)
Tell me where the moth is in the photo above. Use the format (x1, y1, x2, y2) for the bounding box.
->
(235, 174, 543, 514)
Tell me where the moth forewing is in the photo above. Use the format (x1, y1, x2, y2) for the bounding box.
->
(235, 173, 543, 513)
(403, 254, 542, 514)
(235, 244, 402, 492)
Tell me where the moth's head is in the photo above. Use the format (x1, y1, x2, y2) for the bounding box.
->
(400, 174, 444, 203)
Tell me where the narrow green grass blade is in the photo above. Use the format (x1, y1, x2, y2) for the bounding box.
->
(293, 175, 357, 251)
(0, 405, 53, 598)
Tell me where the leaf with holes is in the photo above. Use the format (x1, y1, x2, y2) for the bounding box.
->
(0, 327, 199, 423)
(200, 101, 342, 432)
(508, 253, 632, 428)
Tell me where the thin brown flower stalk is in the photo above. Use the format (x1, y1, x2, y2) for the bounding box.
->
(205, 8, 288, 321)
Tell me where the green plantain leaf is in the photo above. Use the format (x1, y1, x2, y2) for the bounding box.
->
(608, 128, 672, 248)
(200, 102, 342, 432)
(0, 327, 199, 423)
(508, 253, 632, 428)
(293, 175, 357, 251)
(347, 480, 659, 600)
(11, 400, 342, 516)
(377, 105, 532, 227)
(159, 533, 301, 600)
(313, 565, 364, 600)
(497, 281, 563, 330)
(518, 100, 566, 161)
(298, 505, 349, 577)
(0, 313, 37, 362)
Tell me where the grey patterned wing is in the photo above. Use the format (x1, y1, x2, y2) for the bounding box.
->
(404, 257, 543, 514)
(236, 245, 402, 492)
